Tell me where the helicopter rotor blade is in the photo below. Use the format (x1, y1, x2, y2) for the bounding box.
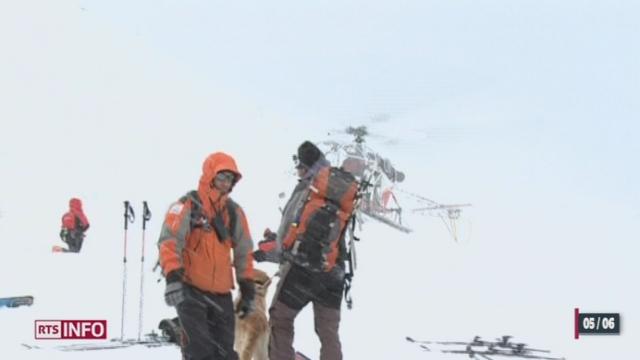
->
(413, 203, 473, 213)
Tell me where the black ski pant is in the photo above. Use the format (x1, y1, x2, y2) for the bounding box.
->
(269, 264, 344, 360)
(176, 284, 238, 360)
(63, 234, 84, 253)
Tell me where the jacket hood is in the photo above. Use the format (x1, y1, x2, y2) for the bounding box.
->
(197, 152, 242, 216)
(67, 197, 89, 228)
(69, 198, 83, 211)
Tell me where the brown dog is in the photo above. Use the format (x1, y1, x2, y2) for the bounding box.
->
(234, 268, 272, 360)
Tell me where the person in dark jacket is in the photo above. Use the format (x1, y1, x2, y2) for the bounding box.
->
(59, 198, 90, 253)
(266, 141, 345, 360)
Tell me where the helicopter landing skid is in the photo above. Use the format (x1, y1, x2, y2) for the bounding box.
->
(361, 210, 412, 233)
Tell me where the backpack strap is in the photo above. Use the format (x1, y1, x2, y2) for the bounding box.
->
(183, 191, 237, 242)
(225, 199, 238, 239)
(341, 173, 371, 310)
(182, 191, 207, 231)
(342, 215, 359, 310)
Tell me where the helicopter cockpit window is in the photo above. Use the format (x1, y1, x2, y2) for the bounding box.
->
(341, 157, 366, 178)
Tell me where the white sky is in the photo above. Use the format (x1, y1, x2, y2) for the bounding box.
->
(1, 1, 638, 359)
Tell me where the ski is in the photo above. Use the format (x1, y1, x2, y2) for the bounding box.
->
(407, 335, 565, 360)
(0, 296, 34, 308)
(23, 332, 176, 351)
(56, 340, 134, 351)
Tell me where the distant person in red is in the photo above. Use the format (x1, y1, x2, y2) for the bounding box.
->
(59, 198, 90, 253)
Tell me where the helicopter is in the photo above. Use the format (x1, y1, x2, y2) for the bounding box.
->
(318, 125, 410, 233)
(318, 124, 470, 239)
(406, 335, 564, 360)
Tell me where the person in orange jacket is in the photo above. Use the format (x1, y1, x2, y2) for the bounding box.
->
(158, 152, 255, 360)
(59, 198, 90, 253)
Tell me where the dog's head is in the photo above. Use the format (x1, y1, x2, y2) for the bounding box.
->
(252, 268, 272, 296)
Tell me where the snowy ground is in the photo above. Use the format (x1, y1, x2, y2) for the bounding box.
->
(2, 212, 635, 359)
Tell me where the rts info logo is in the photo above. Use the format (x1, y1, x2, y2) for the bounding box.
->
(35, 320, 107, 340)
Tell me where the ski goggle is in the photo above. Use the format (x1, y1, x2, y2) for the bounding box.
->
(214, 171, 237, 184)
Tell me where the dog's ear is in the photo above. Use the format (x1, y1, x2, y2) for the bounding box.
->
(255, 278, 272, 294)
(254, 275, 272, 290)
(252, 269, 272, 286)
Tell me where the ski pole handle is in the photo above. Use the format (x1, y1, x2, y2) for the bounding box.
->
(124, 201, 135, 230)
(142, 201, 152, 230)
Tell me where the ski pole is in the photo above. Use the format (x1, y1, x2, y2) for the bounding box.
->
(121, 201, 135, 341)
(137, 201, 151, 341)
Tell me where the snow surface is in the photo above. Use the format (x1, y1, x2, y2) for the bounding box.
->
(1, 212, 635, 359)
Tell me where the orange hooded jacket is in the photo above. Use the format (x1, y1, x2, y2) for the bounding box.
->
(157, 152, 254, 294)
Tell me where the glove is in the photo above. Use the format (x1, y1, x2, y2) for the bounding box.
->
(235, 280, 255, 319)
(59, 229, 69, 241)
(253, 229, 278, 263)
(164, 269, 185, 307)
(253, 249, 267, 262)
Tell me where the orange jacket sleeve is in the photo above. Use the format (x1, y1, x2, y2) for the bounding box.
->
(157, 200, 192, 276)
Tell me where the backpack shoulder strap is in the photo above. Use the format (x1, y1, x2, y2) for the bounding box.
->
(180, 190, 203, 229)
(225, 198, 239, 238)
(180, 190, 199, 205)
